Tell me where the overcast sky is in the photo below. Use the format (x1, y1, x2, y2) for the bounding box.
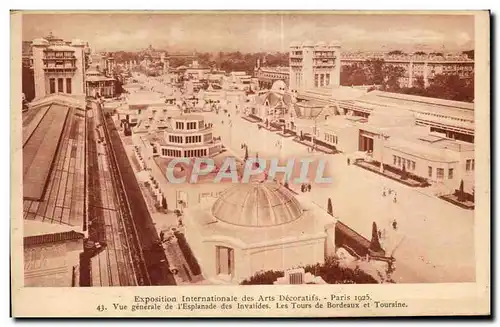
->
(22, 12, 475, 53)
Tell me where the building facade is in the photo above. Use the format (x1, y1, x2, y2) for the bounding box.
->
(341, 52, 474, 88)
(32, 34, 88, 99)
(289, 41, 342, 91)
(85, 68, 116, 98)
(254, 66, 291, 90)
(288, 90, 475, 194)
(153, 115, 222, 158)
(183, 182, 336, 284)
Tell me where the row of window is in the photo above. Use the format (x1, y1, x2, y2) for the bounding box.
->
(174, 121, 206, 131)
(162, 149, 181, 157)
(167, 134, 203, 144)
(314, 73, 331, 88)
(45, 51, 74, 58)
(161, 148, 209, 158)
(168, 135, 183, 144)
(393, 155, 416, 171)
(49, 78, 72, 94)
(324, 133, 338, 144)
(431, 167, 454, 180)
(186, 135, 202, 144)
(185, 149, 208, 157)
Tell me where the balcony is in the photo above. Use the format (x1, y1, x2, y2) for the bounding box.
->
(43, 58, 77, 63)
(43, 66, 77, 72)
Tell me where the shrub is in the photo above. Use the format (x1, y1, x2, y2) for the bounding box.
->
(240, 257, 378, 285)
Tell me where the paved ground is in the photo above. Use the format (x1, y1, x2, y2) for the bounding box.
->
(208, 106, 476, 284)
(131, 74, 476, 284)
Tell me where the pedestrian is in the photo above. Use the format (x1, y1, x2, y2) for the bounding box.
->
(393, 194, 397, 203)
(347, 157, 351, 165)
(392, 219, 397, 230)
(378, 230, 382, 239)
(382, 187, 386, 197)
(301, 184, 305, 193)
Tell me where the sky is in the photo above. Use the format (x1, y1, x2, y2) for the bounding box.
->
(22, 12, 475, 53)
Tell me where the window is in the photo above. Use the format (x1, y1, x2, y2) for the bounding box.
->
(58, 78, 64, 92)
(314, 74, 319, 87)
(49, 78, 56, 94)
(428, 166, 432, 178)
(393, 155, 397, 165)
(216, 246, 234, 276)
(326, 73, 330, 85)
(397, 157, 401, 166)
(66, 78, 72, 94)
(411, 161, 416, 171)
(466, 159, 475, 171)
(448, 168, 454, 179)
(437, 168, 444, 179)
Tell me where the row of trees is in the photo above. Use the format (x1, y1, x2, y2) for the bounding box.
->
(112, 51, 289, 75)
(340, 59, 474, 103)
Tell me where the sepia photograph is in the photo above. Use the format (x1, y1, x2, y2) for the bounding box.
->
(11, 10, 490, 317)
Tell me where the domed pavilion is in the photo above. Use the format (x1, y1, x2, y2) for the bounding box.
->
(182, 181, 336, 284)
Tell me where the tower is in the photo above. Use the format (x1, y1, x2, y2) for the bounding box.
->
(31, 37, 86, 99)
(289, 40, 341, 91)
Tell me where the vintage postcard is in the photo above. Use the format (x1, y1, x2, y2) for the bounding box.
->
(11, 10, 490, 317)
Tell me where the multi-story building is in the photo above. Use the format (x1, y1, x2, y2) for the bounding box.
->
(341, 52, 474, 88)
(151, 115, 222, 158)
(85, 68, 116, 98)
(254, 48, 474, 90)
(289, 41, 342, 91)
(285, 89, 475, 194)
(31, 34, 88, 99)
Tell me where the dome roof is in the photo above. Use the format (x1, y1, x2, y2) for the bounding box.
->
(211, 182, 304, 227)
(271, 80, 287, 92)
(315, 41, 327, 47)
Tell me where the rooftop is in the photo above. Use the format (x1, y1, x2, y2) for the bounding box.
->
(172, 114, 205, 121)
(357, 90, 474, 122)
(211, 182, 304, 227)
(23, 97, 86, 229)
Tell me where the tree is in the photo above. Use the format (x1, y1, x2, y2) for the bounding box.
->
(369, 222, 383, 253)
(382, 64, 405, 92)
(327, 198, 333, 216)
(162, 196, 168, 210)
(457, 179, 465, 202)
(22, 65, 35, 102)
(244, 146, 249, 162)
(414, 75, 425, 89)
(365, 59, 385, 85)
